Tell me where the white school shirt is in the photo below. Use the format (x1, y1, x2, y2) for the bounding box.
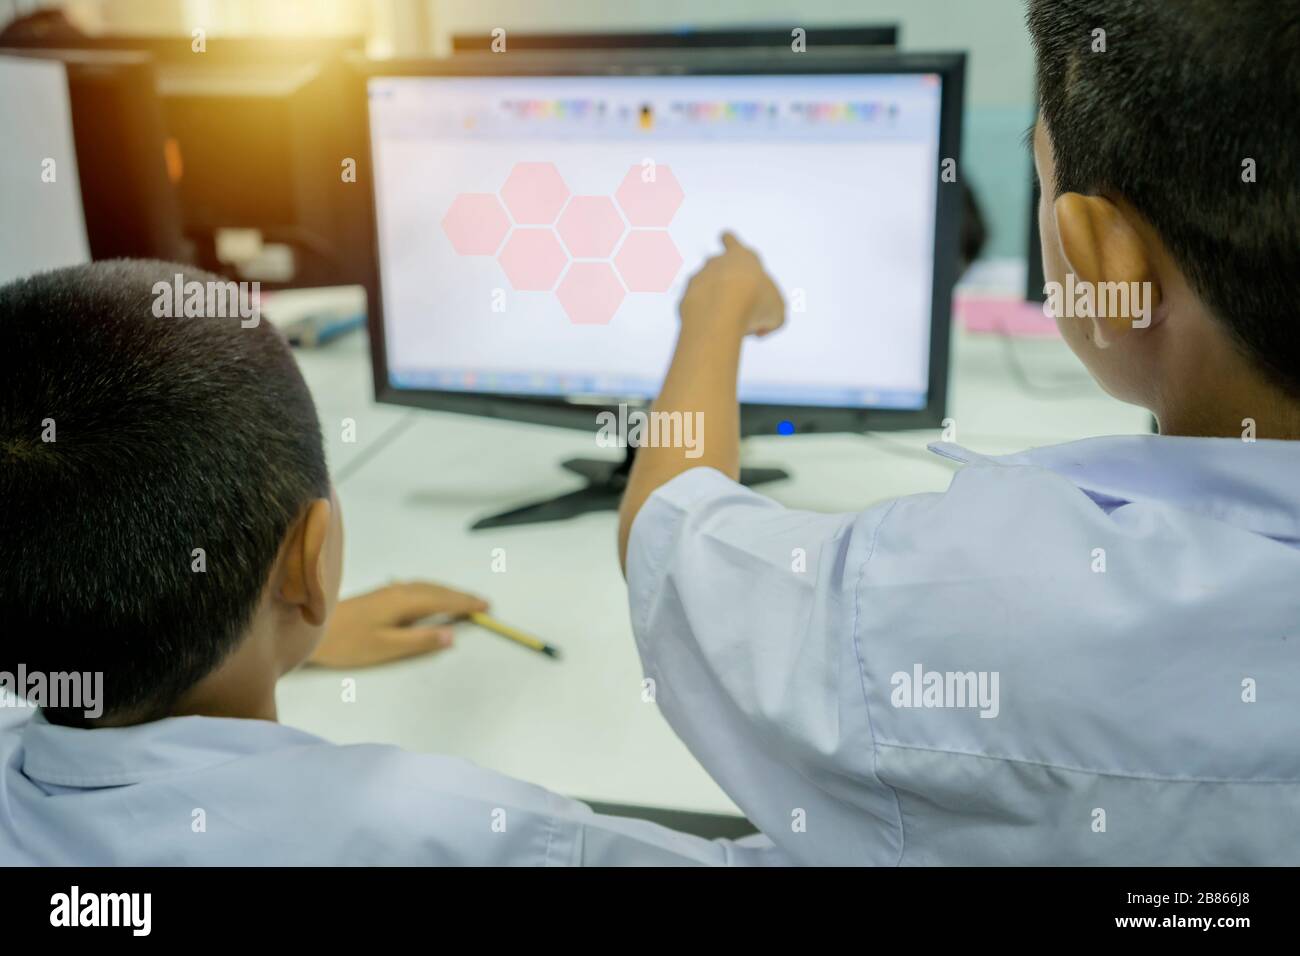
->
(0, 708, 784, 866)
(625, 435, 1300, 865)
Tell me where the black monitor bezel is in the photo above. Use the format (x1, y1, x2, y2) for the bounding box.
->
(450, 25, 899, 53)
(354, 48, 965, 436)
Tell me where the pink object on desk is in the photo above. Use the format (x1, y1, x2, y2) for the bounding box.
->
(954, 293, 1060, 338)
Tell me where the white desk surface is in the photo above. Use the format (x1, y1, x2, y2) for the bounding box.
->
(277, 312, 1151, 814)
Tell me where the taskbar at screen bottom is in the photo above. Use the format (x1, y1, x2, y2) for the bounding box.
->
(389, 369, 927, 411)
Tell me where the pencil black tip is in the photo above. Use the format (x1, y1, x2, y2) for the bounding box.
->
(542, 645, 561, 659)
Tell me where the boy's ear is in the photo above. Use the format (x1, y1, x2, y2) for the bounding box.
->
(1054, 192, 1162, 347)
(277, 498, 332, 627)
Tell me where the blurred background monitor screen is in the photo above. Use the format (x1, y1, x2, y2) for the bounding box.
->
(0, 48, 184, 276)
(0, 52, 89, 284)
(365, 54, 963, 433)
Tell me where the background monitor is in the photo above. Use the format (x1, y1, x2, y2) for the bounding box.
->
(361, 49, 964, 439)
(2, 25, 371, 290)
(451, 24, 899, 53)
(0, 50, 89, 284)
(151, 54, 372, 288)
(0, 47, 185, 265)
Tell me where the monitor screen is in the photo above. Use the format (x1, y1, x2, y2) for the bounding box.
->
(366, 66, 951, 418)
(0, 53, 90, 285)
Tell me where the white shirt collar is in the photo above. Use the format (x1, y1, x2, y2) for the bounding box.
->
(929, 434, 1300, 541)
(20, 710, 322, 788)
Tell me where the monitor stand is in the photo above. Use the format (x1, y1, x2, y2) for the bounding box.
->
(470, 446, 788, 530)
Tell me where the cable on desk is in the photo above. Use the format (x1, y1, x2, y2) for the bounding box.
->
(332, 411, 421, 486)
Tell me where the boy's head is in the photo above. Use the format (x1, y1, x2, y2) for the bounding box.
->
(0, 260, 342, 727)
(1026, 0, 1300, 429)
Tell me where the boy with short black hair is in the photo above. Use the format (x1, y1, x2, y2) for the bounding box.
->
(0, 259, 779, 866)
(618, 0, 1300, 864)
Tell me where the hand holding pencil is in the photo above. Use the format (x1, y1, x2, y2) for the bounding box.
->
(308, 581, 487, 668)
(308, 580, 560, 668)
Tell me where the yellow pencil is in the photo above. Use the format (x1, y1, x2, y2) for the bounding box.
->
(468, 611, 561, 660)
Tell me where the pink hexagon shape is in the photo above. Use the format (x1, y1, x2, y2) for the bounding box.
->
(556, 196, 626, 257)
(499, 162, 570, 225)
(497, 229, 568, 291)
(614, 165, 684, 227)
(614, 230, 683, 293)
(556, 262, 626, 325)
(441, 193, 510, 255)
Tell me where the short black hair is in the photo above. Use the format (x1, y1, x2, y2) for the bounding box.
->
(0, 260, 329, 726)
(1027, 0, 1300, 396)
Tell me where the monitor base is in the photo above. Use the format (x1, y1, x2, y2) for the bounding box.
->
(470, 450, 788, 530)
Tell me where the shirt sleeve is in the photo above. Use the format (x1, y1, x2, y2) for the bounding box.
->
(312, 743, 791, 866)
(625, 467, 904, 865)
(561, 801, 789, 866)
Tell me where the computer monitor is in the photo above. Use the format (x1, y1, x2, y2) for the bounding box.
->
(1, 29, 372, 289)
(451, 24, 899, 53)
(359, 49, 964, 526)
(450, 27, 987, 278)
(151, 55, 372, 288)
(0, 51, 89, 284)
(0, 47, 185, 264)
